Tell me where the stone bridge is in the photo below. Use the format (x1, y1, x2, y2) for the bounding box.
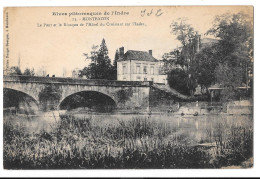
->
(3, 75, 152, 111)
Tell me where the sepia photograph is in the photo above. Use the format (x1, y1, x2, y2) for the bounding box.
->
(3, 6, 253, 170)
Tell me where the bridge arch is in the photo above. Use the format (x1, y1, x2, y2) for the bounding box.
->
(3, 87, 39, 113)
(3, 82, 40, 103)
(58, 90, 117, 112)
(4, 87, 39, 106)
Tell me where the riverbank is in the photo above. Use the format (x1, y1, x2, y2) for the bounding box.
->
(174, 100, 253, 116)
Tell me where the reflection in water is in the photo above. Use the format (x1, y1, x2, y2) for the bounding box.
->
(4, 111, 253, 146)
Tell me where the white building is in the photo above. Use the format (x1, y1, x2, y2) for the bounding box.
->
(117, 47, 167, 84)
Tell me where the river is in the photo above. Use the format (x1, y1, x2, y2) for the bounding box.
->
(4, 110, 253, 146)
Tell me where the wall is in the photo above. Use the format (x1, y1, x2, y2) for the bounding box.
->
(174, 100, 253, 115)
(117, 60, 131, 81)
(117, 60, 167, 84)
(227, 100, 253, 115)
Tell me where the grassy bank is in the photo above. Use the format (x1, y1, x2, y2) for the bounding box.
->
(3, 114, 253, 169)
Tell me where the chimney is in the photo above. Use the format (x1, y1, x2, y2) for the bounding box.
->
(148, 50, 152, 56)
(196, 35, 201, 52)
(119, 47, 124, 58)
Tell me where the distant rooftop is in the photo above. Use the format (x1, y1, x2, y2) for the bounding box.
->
(201, 38, 218, 44)
(200, 38, 218, 49)
(119, 50, 158, 62)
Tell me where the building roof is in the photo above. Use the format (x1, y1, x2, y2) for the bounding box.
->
(200, 38, 219, 49)
(201, 38, 219, 44)
(119, 50, 158, 62)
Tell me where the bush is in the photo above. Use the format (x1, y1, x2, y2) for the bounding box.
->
(167, 69, 196, 96)
(3, 114, 253, 169)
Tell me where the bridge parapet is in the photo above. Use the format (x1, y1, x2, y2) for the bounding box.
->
(3, 75, 153, 87)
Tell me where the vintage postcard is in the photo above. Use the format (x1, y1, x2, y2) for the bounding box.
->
(3, 6, 253, 169)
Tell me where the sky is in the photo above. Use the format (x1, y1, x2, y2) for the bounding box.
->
(4, 6, 253, 77)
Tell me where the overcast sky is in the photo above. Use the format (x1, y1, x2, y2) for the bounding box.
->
(4, 6, 252, 77)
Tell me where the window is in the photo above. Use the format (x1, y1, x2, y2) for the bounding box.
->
(143, 66, 147, 74)
(150, 66, 154, 75)
(136, 65, 140, 74)
(123, 77, 126, 81)
(151, 78, 154, 81)
(137, 76, 141, 81)
(123, 66, 126, 74)
(144, 78, 147, 81)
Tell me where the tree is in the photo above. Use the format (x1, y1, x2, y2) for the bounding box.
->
(170, 18, 199, 71)
(167, 18, 200, 96)
(190, 45, 219, 90)
(36, 66, 47, 77)
(113, 49, 119, 69)
(214, 62, 244, 102)
(162, 48, 182, 72)
(110, 49, 119, 80)
(170, 18, 196, 47)
(215, 63, 242, 88)
(79, 39, 114, 80)
(207, 12, 253, 79)
(23, 68, 35, 76)
(38, 84, 62, 111)
(211, 13, 252, 65)
(191, 12, 253, 100)
(9, 66, 22, 75)
(167, 68, 196, 96)
(114, 88, 133, 108)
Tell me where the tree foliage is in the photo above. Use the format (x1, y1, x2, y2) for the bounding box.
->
(208, 13, 252, 86)
(113, 49, 119, 68)
(79, 39, 116, 80)
(167, 12, 253, 99)
(110, 49, 119, 80)
(170, 18, 196, 47)
(9, 66, 36, 76)
(167, 18, 199, 96)
(194, 12, 253, 100)
(167, 69, 196, 96)
(36, 66, 47, 77)
(38, 84, 62, 110)
(114, 88, 133, 106)
(207, 12, 253, 67)
(190, 45, 219, 88)
(170, 18, 199, 71)
(9, 66, 22, 76)
(23, 68, 35, 76)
